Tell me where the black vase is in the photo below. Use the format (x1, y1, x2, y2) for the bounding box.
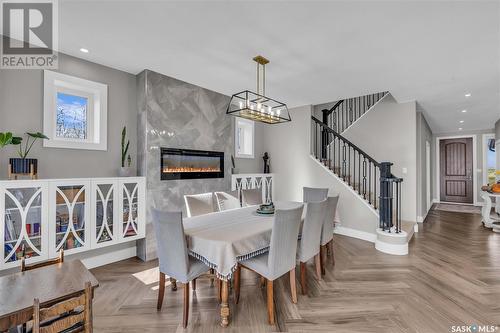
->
(10, 158, 38, 175)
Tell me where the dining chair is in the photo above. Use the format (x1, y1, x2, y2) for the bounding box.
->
(297, 199, 328, 295)
(241, 188, 263, 206)
(32, 281, 92, 333)
(320, 195, 339, 274)
(214, 191, 241, 211)
(151, 209, 211, 328)
(303, 187, 329, 203)
(235, 205, 304, 325)
(21, 249, 64, 272)
(184, 192, 215, 217)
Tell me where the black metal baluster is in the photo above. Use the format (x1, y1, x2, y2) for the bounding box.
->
(368, 161, 372, 204)
(362, 157, 367, 199)
(348, 146, 351, 186)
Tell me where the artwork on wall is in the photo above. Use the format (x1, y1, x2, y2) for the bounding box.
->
(43, 70, 108, 150)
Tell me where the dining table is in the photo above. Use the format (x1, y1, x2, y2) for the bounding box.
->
(0, 259, 99, 331)
(183, 201, 304, 327)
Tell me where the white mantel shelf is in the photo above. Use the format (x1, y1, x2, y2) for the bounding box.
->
(0, 177, 145, 270)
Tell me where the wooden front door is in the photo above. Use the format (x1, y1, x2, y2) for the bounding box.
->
(440, 138, 473, 203)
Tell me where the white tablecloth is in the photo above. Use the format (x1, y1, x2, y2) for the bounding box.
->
(183, 201, 303, 280)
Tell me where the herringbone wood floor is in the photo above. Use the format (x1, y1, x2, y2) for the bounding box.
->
(91, 208, 500, 332)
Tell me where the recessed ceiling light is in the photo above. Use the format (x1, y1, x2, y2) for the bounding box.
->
(459, 120, 464, 123)
(464, 93, 471, 97)
(458, 127, 463, 130)
(461, 109, 467, 113)
(80, 48, 89, 53)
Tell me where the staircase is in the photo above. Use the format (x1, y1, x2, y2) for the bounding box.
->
(321, 92, 388, 134)
(311, 91, 416, 255)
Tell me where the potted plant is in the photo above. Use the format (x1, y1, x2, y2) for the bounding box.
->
(118, 126, 134, 177)
(8, 132, 49, 176)
(0, 132, 19, 149)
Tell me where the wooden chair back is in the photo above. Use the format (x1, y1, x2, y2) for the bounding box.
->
(32, 281, 92, 333)
(21, 250, 64, 272)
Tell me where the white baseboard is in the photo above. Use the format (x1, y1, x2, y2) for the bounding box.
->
(375, 239, 408, 255)
(334, 225, 377, 243)
(76, 242, 137, 269)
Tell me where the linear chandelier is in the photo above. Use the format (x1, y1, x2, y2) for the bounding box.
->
(226, 55, 291, 124)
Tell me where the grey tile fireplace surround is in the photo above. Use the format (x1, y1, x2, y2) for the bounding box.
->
(136, 69, 233, 261)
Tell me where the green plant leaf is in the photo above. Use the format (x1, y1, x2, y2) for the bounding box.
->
(0, 132, 13, 147)
(27, 132, 49, 140)
(11, 137, 22, 145)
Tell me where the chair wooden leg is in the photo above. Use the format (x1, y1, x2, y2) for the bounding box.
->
(183, 283, 190, 328)
(220, 280, 230, 327)
(260, 276, 266, 288)
(157, 272, 165, 310)
(192, 278, 196, 291)
(329, 241, 335, 266)
(320, 245, 326, 275)
(267, 279, 274, 325)
(170, 277, 177, 291)
(300, 262, 307, 295)
(218, 279, 222, 303)
(314, 254, 322, 281)
(234, 265, 241, 304)
(289, 268, 297, 304)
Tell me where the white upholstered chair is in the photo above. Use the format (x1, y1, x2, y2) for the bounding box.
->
(297, 199, 328, 295)
(235, 205, 304, 324)
(320, 195, 339, 273)
(241, 188, 263, 206)
(151, 209, 210, 328)
(214, 191, 241, 211)
(184, 192, 215, 217)
(303, 187, 329, 203)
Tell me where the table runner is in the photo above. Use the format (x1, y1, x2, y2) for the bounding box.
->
(183, 202, 303, 280)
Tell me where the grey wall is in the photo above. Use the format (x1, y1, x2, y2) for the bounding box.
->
(432, 128, 494, 204)
(496, 119, 500, 173)
(0, 52, 137, 179)
(416, 109, 433, 220)
(137, 69, 236, 260)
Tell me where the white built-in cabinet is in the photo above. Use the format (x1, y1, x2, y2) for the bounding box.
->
(0, 177, 145, 270)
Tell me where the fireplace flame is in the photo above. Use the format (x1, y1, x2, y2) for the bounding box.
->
(162, 167, 221, 173)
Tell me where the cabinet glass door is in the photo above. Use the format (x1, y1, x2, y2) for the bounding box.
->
(2, 185, 48, 267)
(94, 182, 116, 246)
(53, 184, 88, 254)
(121, 182, 139, 239)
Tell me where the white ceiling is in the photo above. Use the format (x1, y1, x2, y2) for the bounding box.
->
(58, 0, 499, 133)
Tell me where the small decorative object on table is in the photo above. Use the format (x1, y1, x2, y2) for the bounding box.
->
(263, 152, 270, 174)
(118, 126, 134, 177)
(256, 202, 275, 215)
(7, 132, 49, 180)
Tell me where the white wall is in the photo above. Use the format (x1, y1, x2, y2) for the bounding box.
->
(416, 110, 433, 221)
(341, 95, 418, 222)
(262, 105, 379, 236)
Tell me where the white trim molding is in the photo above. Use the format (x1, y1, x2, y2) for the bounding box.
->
(333, 225, 377, 243)
(435, 134, 478, 206)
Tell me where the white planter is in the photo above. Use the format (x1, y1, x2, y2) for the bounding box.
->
(118, 167, 134, 177)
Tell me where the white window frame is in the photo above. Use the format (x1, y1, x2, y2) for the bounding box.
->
(235, 118, 255, 159)
(43, 70, 108, 150)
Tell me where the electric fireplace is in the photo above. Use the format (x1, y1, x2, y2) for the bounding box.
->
(160, 148, 224, 180)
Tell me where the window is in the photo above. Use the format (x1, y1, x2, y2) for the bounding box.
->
(483, 134, 496, 185)
(235, 118, 254, 158)
(44, 70, 107, 150)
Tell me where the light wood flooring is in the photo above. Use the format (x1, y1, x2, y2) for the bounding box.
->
(90, 208, 500, 332)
